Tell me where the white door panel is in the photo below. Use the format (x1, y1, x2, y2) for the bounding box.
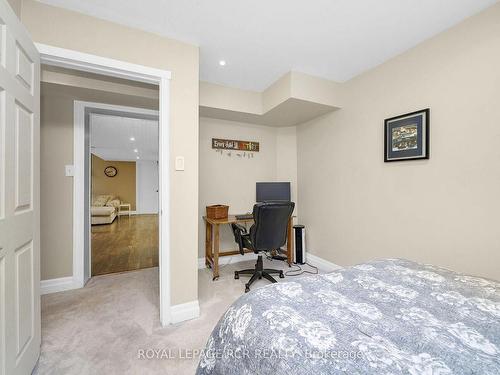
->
(14, 102, 33, 213)
(0, 1, 40, 375)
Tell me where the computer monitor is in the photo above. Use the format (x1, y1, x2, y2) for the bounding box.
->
(256, 182, 291, 202)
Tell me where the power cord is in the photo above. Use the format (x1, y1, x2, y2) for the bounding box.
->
(284, 262, 319, 277)
(264, 252, 319, 277)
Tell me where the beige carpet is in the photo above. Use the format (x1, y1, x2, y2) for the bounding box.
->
(35, 258, 323, 375)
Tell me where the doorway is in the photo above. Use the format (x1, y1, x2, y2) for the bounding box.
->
(87, 106, 159, 276)
(38, 43, 173, 325)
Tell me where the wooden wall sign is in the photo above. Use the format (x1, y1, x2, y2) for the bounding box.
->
(212, 138, 260, 152)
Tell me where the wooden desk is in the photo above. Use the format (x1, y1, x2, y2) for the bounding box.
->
(203, 215, 294, 280)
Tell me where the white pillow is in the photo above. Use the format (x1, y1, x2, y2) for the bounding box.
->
(93, 195, 109, 207)
(106, 199, 121, 208)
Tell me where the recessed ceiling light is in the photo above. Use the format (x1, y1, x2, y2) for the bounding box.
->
(136, 156, 140, 160)
(133, 149, 138, 153)
(130, 137, 135, 141)
(219, 60, 226, 66)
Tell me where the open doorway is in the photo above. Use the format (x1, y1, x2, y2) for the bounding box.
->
(38, 43, 174, 325)
(88, 109, 159, 276)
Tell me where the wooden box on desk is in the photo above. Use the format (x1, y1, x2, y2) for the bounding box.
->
(206, 205, 229, 219)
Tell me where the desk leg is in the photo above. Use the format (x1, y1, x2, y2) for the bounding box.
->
(205, 221, 212, 268)
(286, 218, 293, 266)
(213, 224, 220, 280)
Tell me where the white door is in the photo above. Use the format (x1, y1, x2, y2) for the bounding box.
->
(137, 160, 159, 214)
(0, 1, 41, 375)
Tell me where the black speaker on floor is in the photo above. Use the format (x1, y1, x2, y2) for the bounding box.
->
(293, 225, 306, 264)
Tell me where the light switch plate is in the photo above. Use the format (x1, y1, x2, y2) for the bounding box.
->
(175, 156, 185, 171)
(65, 165, 74, 177)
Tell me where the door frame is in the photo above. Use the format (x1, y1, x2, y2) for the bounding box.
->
(37, 43, 173, 326)
(75, 101, 159, 284)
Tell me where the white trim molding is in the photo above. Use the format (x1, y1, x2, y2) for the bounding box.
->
(198, 253, 341, 272)
(170, 301, 200, 324)
(38, 43, 173, 326)
(198, 252, 258, 269)
(73, 101, 159, 289)
(36, 43, 171, 84)
(40, 277, 78, 295)
(307, 253, 342, 272)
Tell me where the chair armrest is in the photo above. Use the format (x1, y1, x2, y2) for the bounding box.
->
(231, 223, 247, 255)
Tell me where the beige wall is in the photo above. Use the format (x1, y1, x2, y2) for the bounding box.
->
(262, 72, 292, 113)
(7, 0, 21, 17)
(297, 3, 500, 280)
(91, 154, 136, 210)
(42, 65, 159, 100)
(200, 72, 343, 116)
(276, 126, 298, 210)
(40, 82, 158, 280)
(23, 0, 200, 304)
(290, 71, 344, 108)
(198, 117, 297, 257)
(199, 82, 262, 115)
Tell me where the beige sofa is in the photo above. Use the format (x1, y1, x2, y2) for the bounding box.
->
(91, 195, 120, 225)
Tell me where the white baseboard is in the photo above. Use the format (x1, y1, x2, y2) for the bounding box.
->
(170, 300, 200, 324)
(198, 252, 258, 269)
(198, 252, 341, 272)
(306, 253, 342, 272)
(40, 276, 79, 295)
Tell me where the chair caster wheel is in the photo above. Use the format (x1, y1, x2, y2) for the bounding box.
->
(245, 285, 250, 293)
(212, 276, 219, 281)
(234, 272, 239, 280)
(279, 272, 285, 278)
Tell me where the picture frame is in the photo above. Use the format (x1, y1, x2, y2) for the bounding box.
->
(384, 108, 429, 162)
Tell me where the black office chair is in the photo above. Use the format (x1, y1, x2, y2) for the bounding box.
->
(231, 201, 295, 293)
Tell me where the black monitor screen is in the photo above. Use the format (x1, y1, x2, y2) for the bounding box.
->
(256, 182, 291, 202)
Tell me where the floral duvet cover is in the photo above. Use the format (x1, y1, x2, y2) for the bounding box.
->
(196, 259, 500, 375)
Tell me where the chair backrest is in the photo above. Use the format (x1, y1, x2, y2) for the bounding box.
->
(249, 201, 295, 252)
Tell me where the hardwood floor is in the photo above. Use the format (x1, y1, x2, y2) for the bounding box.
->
(91, 214, 159, 276)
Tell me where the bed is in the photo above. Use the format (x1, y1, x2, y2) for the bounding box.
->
(196, 259, 500, 375)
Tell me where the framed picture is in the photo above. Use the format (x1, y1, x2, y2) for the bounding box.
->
(384, 109, 429, 162)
